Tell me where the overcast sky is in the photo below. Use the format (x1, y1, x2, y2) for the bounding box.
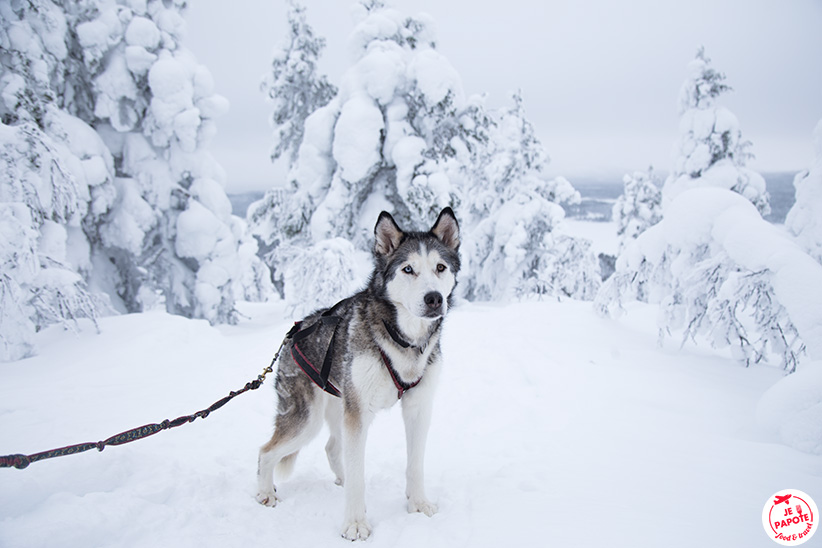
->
(185, 0, 822, 193)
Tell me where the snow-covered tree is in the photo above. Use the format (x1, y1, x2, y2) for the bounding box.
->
(278, 238, 360, 318)
(613, 167, 662, 253)
(463, 92, 597, 301)
(297, 1, 467, 245)
(595, 188, 818, 373)
(261, 0, 337, 167)
(662, 47, 770, 217)
(0, 0, 116, 360)
(70, 0, 267, 324)
(785, 119, 822, 264)
(249, 1, 337, 295)
(250, 3, 597, 306)
(0, 0, 271, 360)
(252, 1, 469, 304)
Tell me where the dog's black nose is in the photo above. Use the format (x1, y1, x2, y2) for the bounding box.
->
(424, 292, 443, 311)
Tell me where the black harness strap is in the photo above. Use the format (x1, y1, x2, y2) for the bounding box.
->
(288, 299, 353, 398)
(288, 298, 431, 400)
(383, 320, 413, 349)
(382, 318, 440, 355)
(379, 350, 423, 399)
(290, 318, 342, 398)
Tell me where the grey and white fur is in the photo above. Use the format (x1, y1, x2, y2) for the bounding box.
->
(256, 208, 460, 541)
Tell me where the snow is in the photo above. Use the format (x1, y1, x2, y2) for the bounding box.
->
(665, 49, 770, 217)
(1, 296, 816, 547)
(350, 42, 406, 106)
(93, 55, 140, 132)
(99, 178, 156, 255)
(786, 119, 822, 264)
(124, 45, 157, 76)
(392, 135, 427, 196)
(148, 57, 194, 123)
(189, 178, 232, 223)
(669, 188, 822, 359)
(175, 200, 224, 262)
(124, 16, 161, 50)
(758, 360, 822, 455)
(408, 48, 463, 107)
(281, 238, 362, 317)
(332, 95, 384, 183)
(36, 220, 67, 262)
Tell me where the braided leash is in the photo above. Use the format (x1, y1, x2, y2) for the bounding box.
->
(0, 337, 288, 470)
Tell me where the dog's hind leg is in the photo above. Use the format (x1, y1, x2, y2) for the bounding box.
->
(256, 387, 325, 507)
(324, 398, 344, 486)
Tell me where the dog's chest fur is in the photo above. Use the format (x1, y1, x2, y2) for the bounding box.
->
(346, 310, 441, 411)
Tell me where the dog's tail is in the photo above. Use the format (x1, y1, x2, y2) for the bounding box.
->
(275, 451, 298, 479)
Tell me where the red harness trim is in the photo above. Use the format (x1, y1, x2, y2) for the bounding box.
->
(379, 349, 422, 399)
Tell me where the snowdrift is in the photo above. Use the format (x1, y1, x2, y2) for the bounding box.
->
(1, 299, 818, 547)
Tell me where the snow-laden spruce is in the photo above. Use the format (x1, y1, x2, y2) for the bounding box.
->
(0, 0, 271, 360)
(612, 167, 662, 254)
(249, 1, 598, 305)
(74, 0, 272, 324)
(785, 119, 822, 265)
(662, 48, 770, 217)
(0, 2, 115, 360)
(462, 93, 596, 300)
(261, 0, 338, 167)
(596, 187, 822, 373)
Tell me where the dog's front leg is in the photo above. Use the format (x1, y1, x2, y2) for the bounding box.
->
(402, 383, 438, 517)
(341, 403, 373, 541)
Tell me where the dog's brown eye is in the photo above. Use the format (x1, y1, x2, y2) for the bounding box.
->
(402, 265, 414, 275)
(436, 264, 446, 273)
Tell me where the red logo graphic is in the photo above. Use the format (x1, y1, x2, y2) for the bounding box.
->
(762, 489, 818, 546)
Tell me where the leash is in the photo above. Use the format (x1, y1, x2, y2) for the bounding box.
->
(0, 336, 289, 470)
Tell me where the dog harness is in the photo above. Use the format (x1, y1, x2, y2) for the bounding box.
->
(287, 301, 346, 398)
(286, 299, 428, 400)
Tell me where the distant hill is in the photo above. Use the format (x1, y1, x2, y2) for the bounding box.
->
(229, 172, 798, 224)
(562, 172, 797, 224)
(228, 192, 265, 218)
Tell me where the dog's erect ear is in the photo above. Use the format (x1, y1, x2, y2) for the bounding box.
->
(431, 207, 460, 251)
(374, 211, 404, 256)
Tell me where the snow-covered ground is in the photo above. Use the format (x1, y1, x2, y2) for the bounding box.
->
(1, 257, 817, 547)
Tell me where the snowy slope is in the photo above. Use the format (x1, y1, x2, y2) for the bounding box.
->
(0, 298, 817, 547)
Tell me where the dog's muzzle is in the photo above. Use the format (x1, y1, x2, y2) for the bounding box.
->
(423, 291, 444, 318)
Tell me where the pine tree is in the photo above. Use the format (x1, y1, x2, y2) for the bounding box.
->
(663, 47, 770, 216)
(70, 0, 260, 324)
(249, 1, 337, 295)
(0, 0, 113, 360)
(596, 188, 808, 372)
(463, 92, 595, 301)
(594, 49, 813, 372)
(252, 3, 597, 305)
(252, 0, 469, 309)
(785, 119, 822, 264)
(613, 167, 662, 253)
(261, 0, 337, 167)
(1, 0, 270, 361)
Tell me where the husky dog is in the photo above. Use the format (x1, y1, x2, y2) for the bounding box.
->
(256, 208, 460, 540)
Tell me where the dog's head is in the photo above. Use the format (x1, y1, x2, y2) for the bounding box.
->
(373, 208, 460, 320)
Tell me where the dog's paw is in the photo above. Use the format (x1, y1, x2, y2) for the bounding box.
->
(341, 519, 372, 541)
(407, 497, 438, 517)
(255, 490, 279, 507)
